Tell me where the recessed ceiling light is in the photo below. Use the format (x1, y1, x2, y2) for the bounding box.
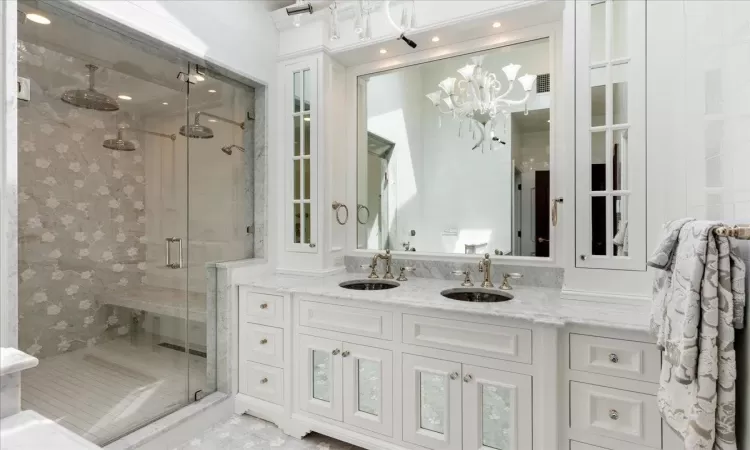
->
(162, 102, 168, 105)
(117, 95, 132, 100)
(379, 49, 387, 54)
(208, 89, 217, 93)
(431, 36, 440, 43)
(194, 74, 205, 82)
(208, 119, 217, 123)
(492, 22, 502, 28)
(26, 13, 51, 25)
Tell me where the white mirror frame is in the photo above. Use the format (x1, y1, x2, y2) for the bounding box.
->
(344, 23, 564, 266)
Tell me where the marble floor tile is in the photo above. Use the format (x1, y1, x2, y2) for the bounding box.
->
(172, 414, 364, 450)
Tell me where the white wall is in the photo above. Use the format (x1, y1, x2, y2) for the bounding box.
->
(646, 1, 750, 445)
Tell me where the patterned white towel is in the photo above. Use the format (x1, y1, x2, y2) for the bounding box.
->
(648, 220, 746, 449)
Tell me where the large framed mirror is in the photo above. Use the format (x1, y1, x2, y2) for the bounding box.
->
(356, 38, 553, 257)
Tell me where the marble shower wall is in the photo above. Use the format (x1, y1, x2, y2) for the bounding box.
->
(17, 41, 146, 359)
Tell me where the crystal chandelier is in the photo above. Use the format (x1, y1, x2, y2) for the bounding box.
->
(329, 0, 417, 42)
(425, 55, 537, 151)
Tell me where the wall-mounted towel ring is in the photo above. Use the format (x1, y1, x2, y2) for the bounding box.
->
(357, 204, 370, 225)
(332, 201, 349, 225)
(552, 197, 563, 226)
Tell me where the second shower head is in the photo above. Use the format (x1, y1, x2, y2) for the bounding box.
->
(179, 112, 244, 139)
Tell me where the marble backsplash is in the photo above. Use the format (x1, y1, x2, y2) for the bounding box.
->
(344, 255, 564, 288)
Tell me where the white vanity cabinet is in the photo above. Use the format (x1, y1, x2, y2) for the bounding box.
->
(402, 354, 532, 450)
(298, 334, 393, 436)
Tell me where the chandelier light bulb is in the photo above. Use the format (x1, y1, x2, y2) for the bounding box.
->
(438, 77, 456, 95)
(502, 63, 521, 82)
(518, 73, 537, 92)
(457, 64, 476, 81)
(425, 91, 442, 106)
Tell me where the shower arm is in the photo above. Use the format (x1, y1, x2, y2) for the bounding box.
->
(128, 127, 177, 141)
(195, 112, 245, 130)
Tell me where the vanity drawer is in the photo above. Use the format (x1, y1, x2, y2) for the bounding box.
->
(570, 334, 661, 383)
(240, 288, 284, 327)
(241, 362, 284, 405)
(570, 382, 662, 448)
(402, 314, 532, 364)
(298, 299, 393, 340)
(241, 323, 284, 367)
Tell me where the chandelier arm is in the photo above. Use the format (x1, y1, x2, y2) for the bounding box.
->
(498, 90, 531, 106)
(495, 79, 517, 100)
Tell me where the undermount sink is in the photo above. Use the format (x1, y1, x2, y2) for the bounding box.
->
(339, 279, 400, 291)
(440, 287, 514, 302)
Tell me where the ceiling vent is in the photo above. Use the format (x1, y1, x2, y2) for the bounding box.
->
(536, 73, 550, 94)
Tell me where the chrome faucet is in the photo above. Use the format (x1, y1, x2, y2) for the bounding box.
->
(367, 249, 394, 279)
(499, 273, 523, 290)
(478, 253, 493, 288)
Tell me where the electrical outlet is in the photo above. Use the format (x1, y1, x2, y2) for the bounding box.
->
(18, 77, 30, 102)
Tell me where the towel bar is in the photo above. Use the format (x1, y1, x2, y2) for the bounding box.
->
(714, 225, 750, 239)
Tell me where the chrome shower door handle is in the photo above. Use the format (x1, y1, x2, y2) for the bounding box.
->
(165, 237, 184, 269)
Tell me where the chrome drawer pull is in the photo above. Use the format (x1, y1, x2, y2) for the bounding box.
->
(463, 374, 473, 383)
(259, 303, 268, 309)
(260, 377, 268, 384)
(332, 349, 340, 355)
(342, 351, 350, 357)
(449, 372, 459, 380)
(608, 353, 619, 364)
(260, 338, 268, 345)
(609, 409, 619, 420)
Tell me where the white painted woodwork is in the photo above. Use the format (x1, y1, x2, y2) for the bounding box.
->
(403, 314, 532, 364)
(242, 323, 284, 368)
(240, 288, 284, 327)
(341, 342, 393, 437)
(242, 362, 284, 406)
(402, 354, 463, 450)
(462, 364, 532, 450)
(570, 334, 660, 383)
(570, 382, 662, 448)
(299, 299, 393, 340)
(570, 441, 610, 450)
(298, 334, 343, 421)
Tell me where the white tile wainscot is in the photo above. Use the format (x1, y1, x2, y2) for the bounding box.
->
(234, 273, 684, 450)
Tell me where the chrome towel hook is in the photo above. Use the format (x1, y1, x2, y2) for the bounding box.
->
(331, 201, 349, 225)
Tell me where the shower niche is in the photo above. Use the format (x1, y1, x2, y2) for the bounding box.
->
(17, 5, 258, 445)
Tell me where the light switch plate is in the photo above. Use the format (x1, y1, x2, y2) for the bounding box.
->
(18, 77, 30, 102)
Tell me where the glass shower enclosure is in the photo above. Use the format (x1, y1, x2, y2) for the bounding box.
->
(16, 3, 253, 445)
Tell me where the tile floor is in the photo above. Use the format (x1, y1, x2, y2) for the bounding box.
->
(173, 414, 365, 450)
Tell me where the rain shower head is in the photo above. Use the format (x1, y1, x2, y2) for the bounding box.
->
(179, 112, 245, 139)
(102, 129, 136, 151)
(61, 64, 120, 112)
(179, 122, 214, 139)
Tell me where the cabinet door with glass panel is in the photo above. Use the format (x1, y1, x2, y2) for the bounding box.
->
(298, 335, 393, 436)
(575, 0, 646, 270)
(286, 60, 318, 252)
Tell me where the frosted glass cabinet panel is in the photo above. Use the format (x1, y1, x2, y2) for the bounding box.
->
(462, 365, 532, 450)
(299, 335, 342, 420)
(342, 343, 393, 436)
(403, 354, 463, 450)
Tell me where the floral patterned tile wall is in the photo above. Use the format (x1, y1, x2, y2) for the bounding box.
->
(18, 41, 148, 359)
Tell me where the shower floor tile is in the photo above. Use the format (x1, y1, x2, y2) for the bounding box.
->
(173, 414, 365, 450)
(21, 335, 207, 446)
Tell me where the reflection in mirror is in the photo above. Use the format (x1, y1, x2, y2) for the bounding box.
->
(357, 39, 551, 256)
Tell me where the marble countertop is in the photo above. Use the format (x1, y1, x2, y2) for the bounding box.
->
(243, 272, 653, 333)
(0, 347, 39, 377)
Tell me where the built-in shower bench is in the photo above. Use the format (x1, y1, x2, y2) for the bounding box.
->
(103, 285, 207, 322)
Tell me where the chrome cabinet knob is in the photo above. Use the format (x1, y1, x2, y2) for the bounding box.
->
(342, 351, 350, 357)
(259, 303, 268, 309)
(332, 349, 340, 355)
(449, 372, 459, 380)
(260, 377, 268, 384)
(609, 409, 619, 420)
(608, 353, 619, 363)
(463, 374, 473, 383)
(309, 243, 316, 248)
(260, 338, 268, 345)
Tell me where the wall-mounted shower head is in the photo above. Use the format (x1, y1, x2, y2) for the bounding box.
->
(221, 144, 245, 156)
(102, 129, 135, 151)
(61, 64, 120, 111)
(179, 112, 244, 139)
